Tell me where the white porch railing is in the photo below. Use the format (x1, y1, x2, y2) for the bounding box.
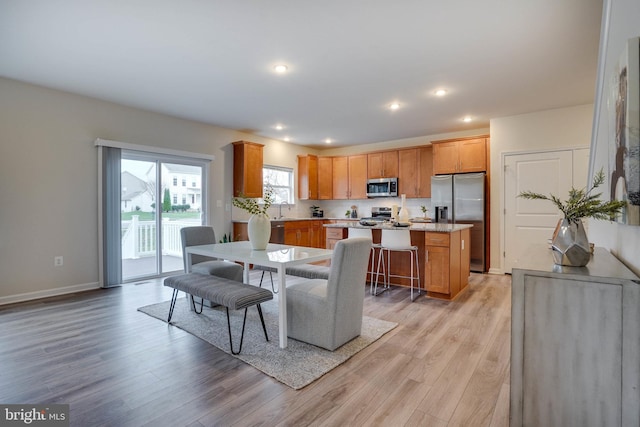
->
(122, 216, 197, 259)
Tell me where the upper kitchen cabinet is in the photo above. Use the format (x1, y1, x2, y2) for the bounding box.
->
(318, 156, 333, 200)
(432, 136, 488, 175)
(298, 154, 318, 200)
(367, 150, 399, 179)
(332, 154, 367, 199)
(233, 141, 263, 197)
(349, 155, 368, 199)
(398, 146, 433, 198)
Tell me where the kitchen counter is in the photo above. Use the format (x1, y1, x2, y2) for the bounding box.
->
(324, 222, 472, 233)
(232, 217, 329, 223)
(324, 222, 472, 300)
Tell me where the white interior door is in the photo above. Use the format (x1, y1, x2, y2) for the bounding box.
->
(504, 150, 574, 273)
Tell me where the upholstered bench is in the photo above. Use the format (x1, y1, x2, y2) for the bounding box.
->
(164, 273, 273, 354)
(255, 264, 330, 291)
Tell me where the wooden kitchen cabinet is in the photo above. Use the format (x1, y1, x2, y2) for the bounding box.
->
(318, 157, 333, 199)
(325, 227, 346, 249)
(349, 155, 368, 199)
(233, 141, 264, 197)
(332, 156, 349, 199)
(285, 221, 310, 246)
(332, 155, 367, 199)
(432, 137, 487, 175)
(398, 146, 433, 197)
(367, 150, 398, 179)
(284, 220, 324, 248)
(298, 154, 318, 200)
(424, 228, 470, 299)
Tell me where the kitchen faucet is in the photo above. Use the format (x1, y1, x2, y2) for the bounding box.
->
(278, 201, 291, 219)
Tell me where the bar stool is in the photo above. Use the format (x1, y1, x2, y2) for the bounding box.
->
(375, 228, 421, 301)
(348, 227, 383, 294)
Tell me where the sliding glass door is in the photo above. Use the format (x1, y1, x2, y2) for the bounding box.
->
(121, 152, 206, 281)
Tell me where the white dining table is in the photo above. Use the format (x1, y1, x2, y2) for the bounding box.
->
(185, 241, 333, 348)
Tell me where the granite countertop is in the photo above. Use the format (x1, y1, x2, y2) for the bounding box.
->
(324, 222, 472, 232)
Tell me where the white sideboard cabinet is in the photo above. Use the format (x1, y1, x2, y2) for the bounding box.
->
(511, 246, 640, 427)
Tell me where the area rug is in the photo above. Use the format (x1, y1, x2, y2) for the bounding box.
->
(138, 297, 397, 389)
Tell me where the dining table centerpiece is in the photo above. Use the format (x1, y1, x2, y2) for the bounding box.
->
(518, 168, 626, 266)
(232, 187, 274, 250)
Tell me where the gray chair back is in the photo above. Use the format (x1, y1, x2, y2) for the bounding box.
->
(180, 226, 218, 271)
(326, 237, 372, 344)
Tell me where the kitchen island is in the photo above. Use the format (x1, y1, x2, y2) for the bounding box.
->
(325, 222, 472, 300)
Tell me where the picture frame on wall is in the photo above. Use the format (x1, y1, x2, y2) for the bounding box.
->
(609, 36, 640, 225)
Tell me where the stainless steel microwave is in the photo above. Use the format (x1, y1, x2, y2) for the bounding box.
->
(366, 177, 398, 198)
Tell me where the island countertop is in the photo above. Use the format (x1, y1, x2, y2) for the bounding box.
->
(324, 222, 473, 233)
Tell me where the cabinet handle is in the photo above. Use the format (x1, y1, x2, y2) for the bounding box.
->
(425, 249, 428, 263)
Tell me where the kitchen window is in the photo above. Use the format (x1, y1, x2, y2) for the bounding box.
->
(263, 165, 293, 204)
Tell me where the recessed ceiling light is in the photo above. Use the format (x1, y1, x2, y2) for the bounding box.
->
(435, 89, 447, 97)
(283, 136, 290, 142)
(389, 102, 400, 110)
(273, 64, 288, 73)
(462, 116, 473, 122)
(275, 124, 284, 130)
(325, 138, 332, 144)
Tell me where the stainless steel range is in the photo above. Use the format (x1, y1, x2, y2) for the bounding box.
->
(360, 207, 392, 222)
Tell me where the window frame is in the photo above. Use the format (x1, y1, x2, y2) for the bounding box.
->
(263, 165, 294, 204)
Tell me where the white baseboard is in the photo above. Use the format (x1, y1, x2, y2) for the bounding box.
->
(0, 282, 101, 306)
(488, 267, 504, 275)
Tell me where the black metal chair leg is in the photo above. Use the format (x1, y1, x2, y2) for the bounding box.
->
(269, 272, 277, 294)
(256, 304, 269, 341)
(258, 270, 278, 294)
(167, 289, 179, 322)
(190, 295, 204, 314)
(226, 307, 248, 355)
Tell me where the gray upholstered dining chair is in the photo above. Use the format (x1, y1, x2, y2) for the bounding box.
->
(286, 237, 371, 351)
(180, 226, 243, 282)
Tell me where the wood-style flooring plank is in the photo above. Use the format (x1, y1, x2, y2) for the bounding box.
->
(0, 272, 512, 426)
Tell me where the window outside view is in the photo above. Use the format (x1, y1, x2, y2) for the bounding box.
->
(263, 166, 293, 204)
(121, 158, 203, 281)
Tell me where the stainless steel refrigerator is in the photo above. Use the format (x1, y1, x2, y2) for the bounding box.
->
(431, 172, 485, 272)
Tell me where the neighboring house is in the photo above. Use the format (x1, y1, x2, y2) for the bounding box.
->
(150, 163, 202, 211)
(121, 171, 153, 212)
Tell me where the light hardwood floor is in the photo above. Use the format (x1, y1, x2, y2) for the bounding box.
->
(0, 272, 512, 427)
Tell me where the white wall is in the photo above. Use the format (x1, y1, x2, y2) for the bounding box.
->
(489, 104, 594, 274)
(588, 0, 640, 276)
(0, 77, 314, 303)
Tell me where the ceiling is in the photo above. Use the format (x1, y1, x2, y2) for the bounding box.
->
(0, 0, 603, 148)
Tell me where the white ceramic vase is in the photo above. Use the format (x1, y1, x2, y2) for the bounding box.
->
(399, 194, 409, 223)
(248, 213, 271, 250)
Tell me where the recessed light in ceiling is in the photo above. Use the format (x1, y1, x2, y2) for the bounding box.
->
(435, 89, 447, 97)
(275, 124, 284, 130)
(462, 116, 473, 122)
(325, 138, 333, 144)
(283, 136, 290, 142)
(389, 102, 400, 110)
(273, 64, 288, 73)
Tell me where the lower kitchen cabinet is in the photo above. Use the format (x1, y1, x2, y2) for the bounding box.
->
(284, 220, 324, 248)
(424, 228, 470, 300)
(325, 227, 347, 249)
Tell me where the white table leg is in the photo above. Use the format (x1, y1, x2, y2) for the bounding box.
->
(243, 263, 250, 284)
(277, 266, 288, 348)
